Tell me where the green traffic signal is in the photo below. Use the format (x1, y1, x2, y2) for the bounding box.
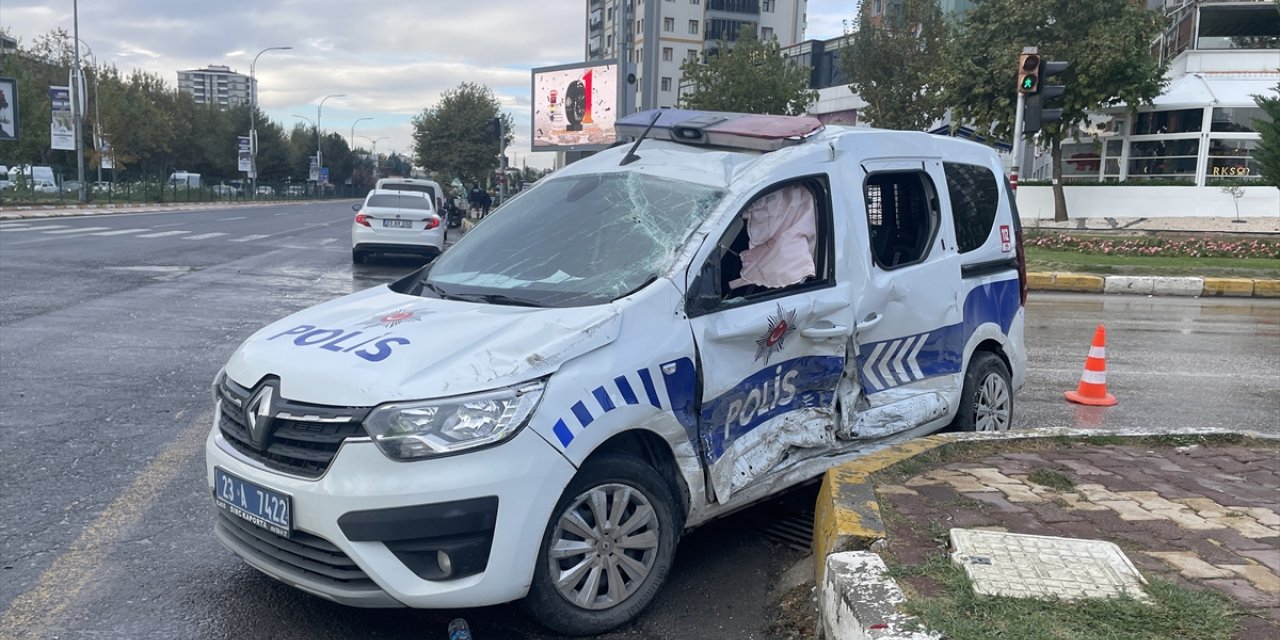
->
(1022, 76, 1035, 90)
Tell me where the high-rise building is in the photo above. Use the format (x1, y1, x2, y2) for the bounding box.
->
(177, 65, 255, 109)
(586, 0, 808, 109)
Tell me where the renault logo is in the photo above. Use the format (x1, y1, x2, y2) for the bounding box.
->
(245, 385, 276, 449)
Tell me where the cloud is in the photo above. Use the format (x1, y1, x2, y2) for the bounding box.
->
(2, 0, 850, 170)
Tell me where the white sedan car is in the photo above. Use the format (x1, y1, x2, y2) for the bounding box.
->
(351, 189, 445, 263)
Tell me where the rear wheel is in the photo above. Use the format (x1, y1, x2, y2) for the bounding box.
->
(950, 351, 1012, 432)
(524, 454, 679, 636)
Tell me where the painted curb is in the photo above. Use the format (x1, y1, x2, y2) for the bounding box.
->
(812, 427, 1278, 640)
(1028, 272, 1280, 299)
(821, 551, 940, 640)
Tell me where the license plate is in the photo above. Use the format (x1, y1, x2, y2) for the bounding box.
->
(214, 467, 292, 538)
(382, 219, 414, 229)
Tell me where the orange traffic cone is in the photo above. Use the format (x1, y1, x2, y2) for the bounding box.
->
(1065, 324, 1117, 406)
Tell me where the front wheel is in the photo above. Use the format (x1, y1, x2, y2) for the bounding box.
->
(524, 454, 679, 636)
(949, 351, 1013, 432)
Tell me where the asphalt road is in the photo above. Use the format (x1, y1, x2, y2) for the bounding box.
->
(0, 201, 1276, 640)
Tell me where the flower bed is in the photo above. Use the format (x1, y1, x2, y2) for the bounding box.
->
(1025, 233, 1280, 260)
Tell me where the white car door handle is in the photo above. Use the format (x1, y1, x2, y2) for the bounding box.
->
(800, 325, 849, 339)
(857, 313, 883, 331)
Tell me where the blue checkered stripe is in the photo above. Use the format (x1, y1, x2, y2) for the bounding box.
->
(551, 367, 668, 448)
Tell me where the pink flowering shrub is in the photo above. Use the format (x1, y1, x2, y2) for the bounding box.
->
(1024, 233, 1280, 260)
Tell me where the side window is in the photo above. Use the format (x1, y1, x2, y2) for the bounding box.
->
(944, 162, 1000, 253)
(692, 178, 833, 313)
(863, 171, 938, 269)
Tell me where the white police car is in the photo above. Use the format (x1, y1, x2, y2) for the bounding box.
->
(206, 109, 1027, 635)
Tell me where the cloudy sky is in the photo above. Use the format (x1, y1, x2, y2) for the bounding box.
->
(2, 0, 857, 169)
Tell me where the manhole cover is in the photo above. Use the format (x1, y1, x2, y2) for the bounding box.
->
(950, 528, 1147, 601)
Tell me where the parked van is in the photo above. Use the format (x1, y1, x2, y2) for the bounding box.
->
(9, 165, 56, 188)
(169, 171, 201, 188)
(375, 177, 444, 211)
(207, 110, 1027, 636)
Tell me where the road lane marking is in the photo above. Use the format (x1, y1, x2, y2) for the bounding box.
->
(2, 225, 71, 232)
(89, 228, 151, 236)
(218, 216, 248, 221)
(230, 234, 271, 243)
(43, 227, 111, 234)
(135, 230, 190, 238)
(183, 232, 229, 240)
(318, 238, 336, 245)
(0, 413, 212, 638)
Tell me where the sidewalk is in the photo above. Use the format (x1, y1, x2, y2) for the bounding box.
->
(816, 432, 1280, 639)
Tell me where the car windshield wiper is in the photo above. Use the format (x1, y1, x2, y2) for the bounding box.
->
(419, 280, 465, 301)
(452, 292, 548, 308)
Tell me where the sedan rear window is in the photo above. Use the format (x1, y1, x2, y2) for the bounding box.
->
(381, 183, 437, 199)
(367, 194, 433, 210)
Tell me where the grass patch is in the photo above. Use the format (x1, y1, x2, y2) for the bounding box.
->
(1028, 468, 1076, 491)
(899, 555, 1242, 640)
(1025, 247, 1280, 278)
(1084, 434, 1127, 446)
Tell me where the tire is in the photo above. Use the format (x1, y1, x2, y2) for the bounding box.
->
(351, 249, 366, 264)
(565, 80, 586, 126)
(523, 454, 680, 636)
(949, 351, 1013, 432)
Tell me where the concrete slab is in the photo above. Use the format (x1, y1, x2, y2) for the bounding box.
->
(950, 528, 1148, 601)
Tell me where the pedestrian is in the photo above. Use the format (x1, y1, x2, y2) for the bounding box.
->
(468, 183, 484, 217)
(480, 189, 492, 218)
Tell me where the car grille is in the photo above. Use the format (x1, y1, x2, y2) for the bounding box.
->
(215, 511, 378, 590)
(218, 376, 369, 478)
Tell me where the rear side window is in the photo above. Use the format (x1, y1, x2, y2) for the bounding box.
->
(863, 172, 938, 269)
(943, 162, 999, 254)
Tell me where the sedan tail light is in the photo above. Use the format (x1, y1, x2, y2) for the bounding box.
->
(355, 212, 371, 227)
(425, 217, 440, 230)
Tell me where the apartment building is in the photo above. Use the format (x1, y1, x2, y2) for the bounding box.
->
(176, 65, 255, 109)
(586, 0, 808, 109)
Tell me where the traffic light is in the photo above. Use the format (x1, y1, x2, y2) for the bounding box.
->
(488, 117, 502, 140)
(1023, 60, 1069, 134)
(1017, 53, 1041, 94)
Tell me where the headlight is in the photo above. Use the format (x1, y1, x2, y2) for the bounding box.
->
(364, 381, 544, 461)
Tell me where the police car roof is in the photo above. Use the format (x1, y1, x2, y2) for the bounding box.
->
(557, 125, 1000, 190)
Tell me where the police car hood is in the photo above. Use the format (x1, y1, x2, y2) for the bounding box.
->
(223, 285, 621, 406)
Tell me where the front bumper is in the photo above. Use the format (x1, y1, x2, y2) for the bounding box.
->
(206, 422, 575, 609)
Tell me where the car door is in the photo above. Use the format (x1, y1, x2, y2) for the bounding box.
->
(685, 176, 855, 504)
(848, 159, 964, 438)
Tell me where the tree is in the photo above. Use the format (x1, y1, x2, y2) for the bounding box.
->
(941, 0, 1167, 220)
(678, 25, 817, 115)
(841, 0, 949, 131)
(411, 82, 512, 185)
(1255, 83, 1280, 188)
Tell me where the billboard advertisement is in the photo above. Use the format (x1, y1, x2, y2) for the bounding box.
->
(50, 86, 74, 150)
(0, 78, 17, 142)
(237, 136, 252, 173)
(531, 60, 618, 151)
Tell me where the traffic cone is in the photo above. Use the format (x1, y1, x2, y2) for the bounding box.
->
(1065, 324, 1117, 406)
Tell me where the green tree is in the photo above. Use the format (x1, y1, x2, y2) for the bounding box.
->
(941, 0, 1167, 220)
(1255, 83, 1280, 188)
(411, 82, 512, 184)
(679, 25, 817, 115)
(842, 0, 949, 131)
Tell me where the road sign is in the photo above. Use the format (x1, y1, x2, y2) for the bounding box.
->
(319, 167, 329, 184)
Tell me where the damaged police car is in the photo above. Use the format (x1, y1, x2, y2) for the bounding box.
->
(206, 109, 1027, 635)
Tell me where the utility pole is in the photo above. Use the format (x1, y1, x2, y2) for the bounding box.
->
(250, 46, 291, 198)
(316, 94, 345, 179)
(72, 0, 86, 203)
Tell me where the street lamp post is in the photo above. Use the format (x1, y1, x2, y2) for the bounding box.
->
(361, 135, 388, 176)
(316, 94, 345, 177)
(249, 46, 291, 198)
(72, 0, 86, 203)
(75, 38, 101, 185)
(350, 117, 371, 150)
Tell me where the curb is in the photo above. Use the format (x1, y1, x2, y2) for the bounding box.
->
(1028, 272, 1279, 298)
(0, 199, 346, 220)
(812, 427, 1278, 640)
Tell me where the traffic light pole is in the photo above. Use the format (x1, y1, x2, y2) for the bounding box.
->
(1010, 92, 1026, 191)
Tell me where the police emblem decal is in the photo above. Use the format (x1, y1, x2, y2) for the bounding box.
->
(755, 304, 798, 364)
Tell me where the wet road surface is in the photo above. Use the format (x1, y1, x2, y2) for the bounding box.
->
(0, 202, 1276, 639)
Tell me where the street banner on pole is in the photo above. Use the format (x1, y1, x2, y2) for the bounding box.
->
(238, 136, 252, 173)
(308, 155, 320, 182)
(0, 78, 18, 142)
(50, 86, 75, 150)
(99, 138, 114, 169)
(319, 167, 329, 184)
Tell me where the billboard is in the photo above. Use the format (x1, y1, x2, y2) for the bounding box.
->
(531, 60, 618, 152)
(237, 136, 252, 173)
(0, 78, 17, 142)
(50, 86, 74, 150)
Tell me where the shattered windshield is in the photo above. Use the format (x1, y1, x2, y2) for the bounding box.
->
(423, 172, 723, 307)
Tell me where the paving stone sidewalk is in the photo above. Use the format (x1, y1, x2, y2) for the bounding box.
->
(876, 442, 1280, 639)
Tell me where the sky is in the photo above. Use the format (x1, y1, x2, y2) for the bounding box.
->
(1, 0, 857, 170)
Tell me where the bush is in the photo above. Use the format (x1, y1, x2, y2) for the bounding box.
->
(1024, 232, 1280, 259)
